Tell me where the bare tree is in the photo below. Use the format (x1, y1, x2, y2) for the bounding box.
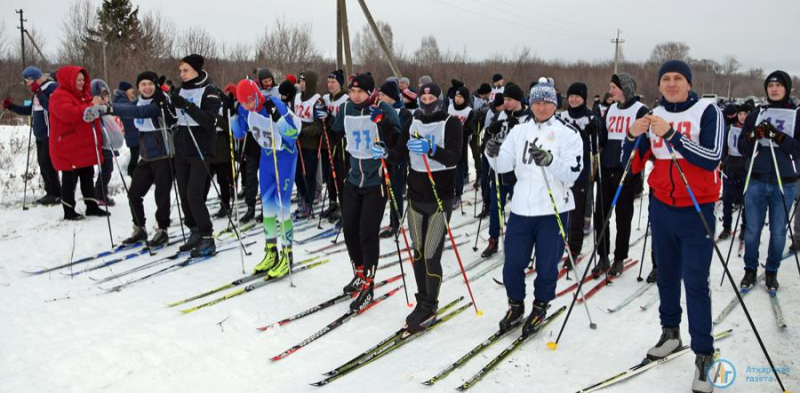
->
(177, 26, 218, 59)
(255, 17, 320, 73)
(721, 55, 740, 76)
(58, 0, 97, 65)
(23, 27, 49, 65)
(649, 41, 690, 64)
(413, 35, 441, 67)
(353, 20, 394, 65)
(0, 21, 8, 60)
(136, 10, 175, 61)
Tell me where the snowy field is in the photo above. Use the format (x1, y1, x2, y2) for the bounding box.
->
(0, 124, 797, 393)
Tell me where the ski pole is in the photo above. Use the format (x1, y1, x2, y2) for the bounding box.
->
(227, 107, 246, 274)
(416, 133, 482, 315)
(636, 218, 650, 282)
(89, 122, 115, 248)
(539, 164, 597, 329)
(663, 138, 787, 392)
(472, 213, 484, 252)
(719, 134, 759, 286)
(766, 133, 800, 276)
(548, 135, 642, 350)
(22, 118, 33, 211)
(159, 106, 186, 242)
(269, 110, 294, 287)
(376, 139, 413, 306)
(591, 130, 606, 271)
(636, 183, 644, 230)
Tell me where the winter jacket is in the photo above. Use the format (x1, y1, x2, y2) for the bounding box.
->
(7, 80, 57, 141)
(48, 66, 103, 171)
(113, 89, 139, 148)
(624, 91, 724, 208)
(559, 105, 601, 188)
(173, 71, 221, 157)
(387, 110, 463, 203)
(737, 102, 800, 184)
(721, 122, 746, 175)
(294, 70, 323, 150)
(486, 114, 584, 217)
(110, 95, 177, 162)
(332, 100, 401, 188)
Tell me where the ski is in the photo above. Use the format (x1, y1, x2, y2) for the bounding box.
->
(22, 242, 146, 275)
(607, 283, 655, 313)
(311, 300, 472, 386)
(378, 239, 468, 271)
(555, 259, 635, 299)
(295, 226, 342, 245)
(468, 258, 504, 282)
(321, 297, 464, 378)
(712, 273, 764, 325)
(768, 290, 787, 329)
(639, 291, 659, 311)
(61, 240, 180, 277)
(422, 320, 523, 385)
(455, 306, 567, 391)
(179, 258, 330, 313)
(256, 274, 404, 332)
(167, 255, 322, 307)
(575, 329, 734, 393)
(578, 260, 639, 303)
(307, 239, 345, 254)
(102, 241, 256, 292)
(270, 286, 403, 361)
(494, 254, 585, 286)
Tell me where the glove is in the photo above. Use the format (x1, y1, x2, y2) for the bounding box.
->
(528, 143, 553, 167)
(170, 90, 187, 109)
(314, 102, 328, 120)
(2, 99, 12, 110)
(221, 93, 235, 113)
(585, 120, 598, 137)
(372, 141, 387, 160)
(369, 105, 384, 123)
(485, 138, 501, 158)
(507, 116, 519, 129)
(486, 120, 503, 136)
(151, 90, 168, 108)
(83, 106, 103, 122)
(407, 136, 435, 156)
(757, 121, 785, 143)
(29, 81, 41, 93)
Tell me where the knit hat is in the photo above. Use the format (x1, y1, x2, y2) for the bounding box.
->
(399, 77, 410, 86)
(738, 103, 752, 114)
(401, 88, 417, 101)
(118, 81, 133, 92)
(286, 74, 297, 85)
(492, 73, 504, 83)
(658, 60, 693, 85)
(503, 83, 524, 103)
(724, 104, 737, 117)
(611, 73, 637, 101)
(492, 93, 505, 109)
(419, 75, 433, 86)
(236, 79, 265, 111)
(379, 80, 401, 102)
(451, 79, 465, 90)
(566, 82, 588, 102)
(764, 70, 792, 99)
(419, 83, 442, 99)
(180, 54, 204, 72)
(477, 83, 491, 95)
(349, 73, 375, 95)
(257, 68, 274, 82)
(22, 66, 42, 80)
(455, 86, 470, 99)
(529, 82, 558, 105)
(327, 69, 345, 88)
(136, 71, 159, 87)
(278, 80, 296, 98)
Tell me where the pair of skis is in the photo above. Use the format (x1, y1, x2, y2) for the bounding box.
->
(713, 273, 786, 329)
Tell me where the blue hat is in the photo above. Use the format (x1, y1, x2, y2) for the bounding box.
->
(658, 60, 693, 85)
(529, 82, 557, 105)
(22, 66, 42, 80)
(118, 81, 133, 91)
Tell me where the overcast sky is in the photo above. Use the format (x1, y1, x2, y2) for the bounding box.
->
(4, 0, 800, 78)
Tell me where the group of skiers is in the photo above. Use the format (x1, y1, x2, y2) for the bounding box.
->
(4, 54, 799, 392)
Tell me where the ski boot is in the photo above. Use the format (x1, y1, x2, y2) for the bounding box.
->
(498, 298, 525, 333)
(406, 294, 438, 333)
(37, 194, 60, 206)
(608, 258, 625, 277)
(241, 206, 256, 223)
(481, 238, 499, 258)
(477, 203, 489, 219)
(122, 226, 147, 245)
(147, 228, 168, 248)
(349, 275, 374, 312)
(253, 242, 279, 273)
(267, 247, 293, 278)
(740, 269, 757, 290)
(646, 265, 658, 283)
(521, 299, 549, 337)
(85, 201, 110, 217)
(190, 236, 216, 258)
(343, 267, 365, 295)
(213, 202, 230, 219)
(646, 326, 682, 361)
(64, 207, 85, 221)
(379, 227, 396, 239)
(692, 353, 716, 393)
(179, 228, 202, 252)
(717, 227, 731, 241)
(765, 270, 779, 291)
(591, 257, 611, 277)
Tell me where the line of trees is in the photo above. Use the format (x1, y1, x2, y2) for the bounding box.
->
(2, 0, 798, 119)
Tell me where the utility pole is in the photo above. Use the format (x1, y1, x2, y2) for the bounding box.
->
(16, 9, 27, 70)
(336, 0, 343, 70)
(339, 0, 353, 77)
(610, 29, 624, 74)
(356, 0, 402, 78)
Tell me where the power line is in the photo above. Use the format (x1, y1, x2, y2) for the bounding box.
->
(502, 0, 609, 33)
(468, 0, 605, 38)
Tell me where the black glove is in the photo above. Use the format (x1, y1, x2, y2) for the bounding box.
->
(760, 121, 785, 143)
(485, 138, 501, 157)
(585, 120, 598, 137)
(170, 90, 187, 109)
(263, 99, 281, 122)
(528, 143, 553, 167)
(486, 120, 503, 136)
(507, 116, 519, 129)
(151, 90, 168, 108)
(221, 93, 235, 113)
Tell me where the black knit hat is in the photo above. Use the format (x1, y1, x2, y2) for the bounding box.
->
(279, 80, 296, 97)
(764, 70, 792, 97)
(136, 71, 159, 87)
(492, 73, 504, 83)
(328, 69, 345, 88)
(349, 73, 375, 95)
(180, 54, 204, 72)
(504, 83, 524, 102)
(477, 83, 491, 95)
(566, 82, 588, 102)
(419, 83, 442, 98)
(492, 93, 505, 109)
(379, 80, 401, 102)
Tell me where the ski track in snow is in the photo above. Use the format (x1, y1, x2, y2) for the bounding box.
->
(0, 125, 798, 392)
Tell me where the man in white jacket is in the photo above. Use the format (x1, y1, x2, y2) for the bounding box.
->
(485, 81, 584, 336)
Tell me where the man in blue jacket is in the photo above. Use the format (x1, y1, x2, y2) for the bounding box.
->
(3, 66, 61, 205)
(113, 81, 140, 176)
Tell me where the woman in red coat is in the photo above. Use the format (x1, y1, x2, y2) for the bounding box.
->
(48, 65, 109, 220)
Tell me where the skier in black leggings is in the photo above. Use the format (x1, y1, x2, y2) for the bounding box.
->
(374, 82, 463, 332)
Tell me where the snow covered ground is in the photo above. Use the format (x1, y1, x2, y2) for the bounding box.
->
(0, 124, 797, 393)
